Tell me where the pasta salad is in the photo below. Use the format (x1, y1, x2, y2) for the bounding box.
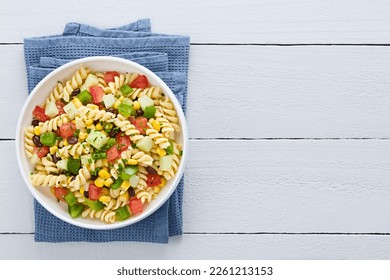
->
(24, 66, 182, 223)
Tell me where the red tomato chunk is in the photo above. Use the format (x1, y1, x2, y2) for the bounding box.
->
(104, 71, 119, 84)
(56, 101, 66, 115)
(130, 75, 149, 89)
(116, 133, 131, 151)
(34, 146, 49, 158)
(133, 117, 148, 135)
(89, 85, 104, 104)
(59, 122, 77, 138)
(32, 105, 49, 122)
(106, 145, 121, 163)
(53, 187, 68, 202)
(88, 184, 101, 201)
(129, 198, 143, 214)
(146, 174, 161, 187)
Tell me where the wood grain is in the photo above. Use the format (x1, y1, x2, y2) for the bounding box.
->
(3, 45, 390, 139)
(3, 140, 390, 233)
(1, 234, 390, 259)
(1, 0, 390, 44)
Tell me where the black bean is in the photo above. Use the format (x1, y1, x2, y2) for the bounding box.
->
(71, 88, 80, 96)
(146, 166, 158, 174)
(128, 187, 135, 198)
(93, 120, 99, 125)
(32, 135, 42, 147)
(136, 109, 144, 117)
(67, 136, 78, 144)
(52, 153, 60, 163)
(90, 174, 98, 181)
(31, 119, 39, 126)
(84, 191, 89, 198)
(109, 130, 118, 138)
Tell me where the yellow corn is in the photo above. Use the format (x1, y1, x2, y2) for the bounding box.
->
(86, 125, 95, 130)
(104, 178, 114, 187)
(79, 131, 87, 140)
(63, 139, 69, 146)
(127, 159, 138, 165)
(133, 101, 140, 110)
(151, 120, 161, 132)
(158, 177, 166, 188)
(71, 97, 83, 108)
(94, 177, 105, 188)
(120, 180, 131, 191)
(95, 123, 103, 130)
(120, 191, 129, 201)
(34, 126, 40, 135)
(101, 187, 109, 196)
(85, 119, 93, 125)
(118, 96, 125, 101)
(156, 148, 166, 157)
(99, 195, 111, 203)
(98, 169, 111, 179)
(80, 187, 84, 195)
(153, 186, 161, 194)
(113, 100, 121, 109)
(49, 146, 58, 154)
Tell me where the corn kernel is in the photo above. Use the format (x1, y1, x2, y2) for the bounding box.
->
(133, 100, 140, 110)
(120, 180, 130, 191)
(94, 177, 105, 188)
(98, 169, 111, 179)
(120, 191, 129, 201)
(102, 167, 109, 172)
(151, 120, 161, 132)
(158, 177, 166, 188)
(101, 187, 109, 196)
(127, 159, 138, 165)
(118, 96, 125, 101)
(63, 139, 69, 146)
(85, 119, 93, 125)
(99, 195, 111, 203)
(71, 97, 83, 108)
(86, 125, 95, 130)
(104, 178, 114, 187)
(80, 187, 84, 195)
(156, 148, 166, 157)
(79, 131, 87, 140)
(153, 187, 161, 194)
(34, 126, 40, 135)
(49, 146, 58, 154)
(95, 123, 103, 130)
(113, 100, 121, 109)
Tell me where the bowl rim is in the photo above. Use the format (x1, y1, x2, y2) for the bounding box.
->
(15, 56, 188, 230)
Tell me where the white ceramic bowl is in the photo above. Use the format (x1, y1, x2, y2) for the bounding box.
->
(15, 56, 188, 230)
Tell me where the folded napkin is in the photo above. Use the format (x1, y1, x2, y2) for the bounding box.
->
(24, 19, 190, 243)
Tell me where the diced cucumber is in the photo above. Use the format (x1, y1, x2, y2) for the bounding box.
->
(30, 153, 40, 165)
(115, 206, 131, 221)
(120, 84, 133, 96)
(86, 131, 107, 150)
(85, 199, 104, 211)
(122, 98, 133, 106)
(160, 155, 173, 171)
(110, 178, 123, 190)
(118, 103, 134, 118)
(64, 192, 77, 206)
(67, 158, 81, 175)
(129, 175, 140, 188)
(45, 101, 59, 118)
(56, 159, 69, 171)
(136, 136, 153, 152)
(103, 94, 116, 108)
(80, 74, 98, 92)
(77, 90, 92, 105)
(138, 95, 154, 110)
(120, 166, 138, 180)
(63, 102, 78, 119)
(68, 204, 84, 218)
(80, 154, 92, 165)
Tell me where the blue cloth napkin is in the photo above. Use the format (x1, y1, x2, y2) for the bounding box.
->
(24, 19, 189, 243)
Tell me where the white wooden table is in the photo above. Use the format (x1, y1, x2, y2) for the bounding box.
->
(1, 0, 390, 259)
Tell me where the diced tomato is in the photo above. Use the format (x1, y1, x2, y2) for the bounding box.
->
(89, 85, 104, 104)
(59, 122, 77, 138)
(116, 133, 131, 151)
(53, 187, 68, 202)
(133, 117, 148, 135)
(104, 71, 119, 84)
(130, 75, 149, 89)
(34, 146, 49, 158)
(32, 105, 49, 122)
(55, 100, 66, 115)
(106, 145, 121, 163)
(146, 174, 162, 187)
(129, 116, 136, 124)
(129, 197, 143, 214)
(88, 184, 101, 201)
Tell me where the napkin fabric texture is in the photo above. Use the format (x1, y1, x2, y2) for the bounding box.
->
(24, 19, 189, 243)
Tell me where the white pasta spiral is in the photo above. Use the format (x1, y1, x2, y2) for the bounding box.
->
(42, 154, 59, 173)
(104, 197, 127, 211)
(128, 86, 163, 101)
(24, 126, 35, 157)
(106, 73, 138, 95)
(39, 115, 70, 133)
(145, 123, 170, 149)
(60, 66, 90, 102)
(58, 142, 90, 158)
(113, 115, 143, 142)
(129, 150, 153, 166)
(136, 188, 153, 204)
(31, 173, 68, 187)
(78, 105, 116, 122)
(45, 82, 64, 103)
(158, 97, 178, 124)
(68, 165, 91, 190)
(82, 208, 116, 223)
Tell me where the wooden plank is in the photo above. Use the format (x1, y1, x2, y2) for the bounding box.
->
(1, 0, 390, 44)
(1, 234, 390, 259)
(3, 139, 390, 233)
(3, 45, 390, 139)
